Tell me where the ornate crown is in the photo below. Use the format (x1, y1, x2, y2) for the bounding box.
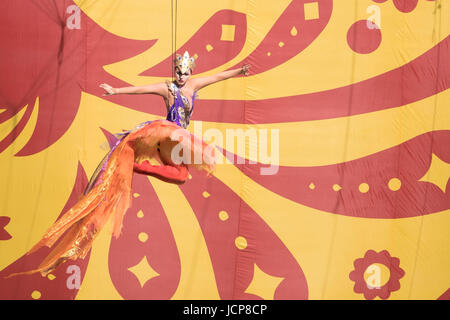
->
(174, 51, 196, 74)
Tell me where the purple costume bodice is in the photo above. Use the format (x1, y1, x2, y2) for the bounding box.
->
(166, 82, 196, 129)
(85, 82, 198, 195)
(85, 87, 196, 195)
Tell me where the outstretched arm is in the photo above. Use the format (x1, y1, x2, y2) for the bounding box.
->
(191, 64, 250, 91)
(100, 82, 168, 97)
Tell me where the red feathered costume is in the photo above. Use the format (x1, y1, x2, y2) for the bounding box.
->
(6, 83, 215, 277)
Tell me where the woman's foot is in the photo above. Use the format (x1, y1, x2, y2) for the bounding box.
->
(133, 160, 189, 183)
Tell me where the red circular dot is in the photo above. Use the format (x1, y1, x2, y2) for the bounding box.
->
(347, 20, 382, 54)
(372, 0, 388, 3)
(393, 0, 418, 12)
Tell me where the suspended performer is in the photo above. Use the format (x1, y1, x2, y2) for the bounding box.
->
(6, 51, 251, 277)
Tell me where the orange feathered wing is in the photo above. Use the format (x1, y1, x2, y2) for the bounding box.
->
(6, 120, 215, 277)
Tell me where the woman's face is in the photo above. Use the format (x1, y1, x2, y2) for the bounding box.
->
(175, 67, 191, 86)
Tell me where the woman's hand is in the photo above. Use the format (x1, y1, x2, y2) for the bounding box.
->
(190, 64, 251, 91)
(100, 83, 117, 96)
(241, 64, 251, 76)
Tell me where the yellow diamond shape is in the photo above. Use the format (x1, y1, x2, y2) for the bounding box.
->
(419, 153, 450, 193)
(220, 24, 235, 41)
(128, 256, 160, 288)
(304, 2, 319, 20)
(244, 264, 285, 300)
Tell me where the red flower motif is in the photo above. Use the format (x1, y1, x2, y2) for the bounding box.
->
(349, 250, 405, 300)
